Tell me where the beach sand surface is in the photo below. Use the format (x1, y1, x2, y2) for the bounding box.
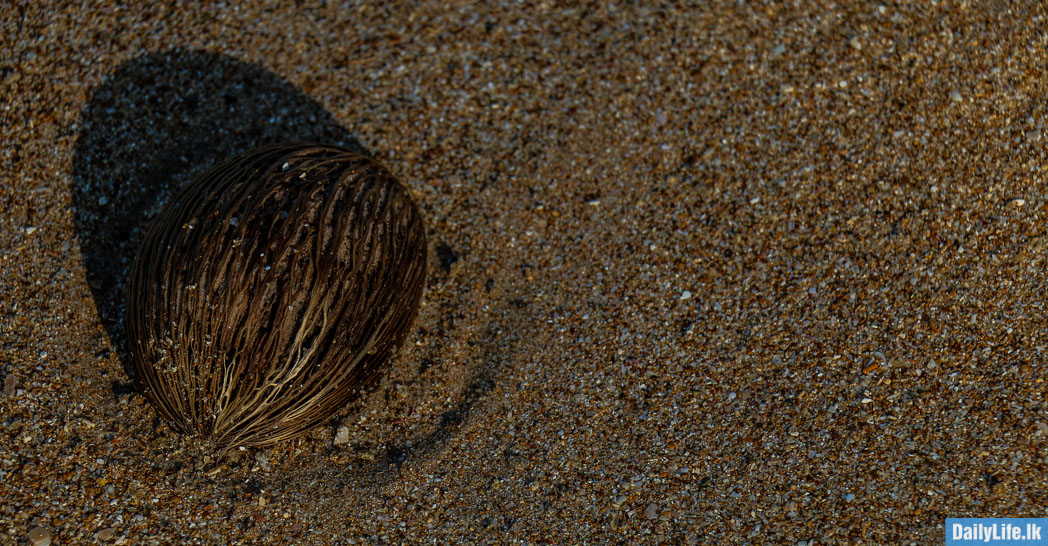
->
(1, 2, 1046, 544)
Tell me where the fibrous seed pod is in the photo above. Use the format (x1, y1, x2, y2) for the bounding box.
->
(126, 143, 427, 451)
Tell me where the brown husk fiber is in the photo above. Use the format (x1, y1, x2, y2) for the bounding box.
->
(127, 143, 426, 452)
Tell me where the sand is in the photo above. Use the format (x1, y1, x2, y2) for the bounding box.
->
(2, 1, 1046, 544)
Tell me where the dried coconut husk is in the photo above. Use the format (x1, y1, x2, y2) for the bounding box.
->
(126, 143, 427, 452)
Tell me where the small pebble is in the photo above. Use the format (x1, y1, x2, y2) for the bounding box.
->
(95, 527, 116, 541)
(28, 526, 51, 546)
(950, 90, 963, 102)
(680, 290, 692, 301)
(255, 452, 272, 472)
(25, 226, 37, 235)
(334, 425, 351, 445)
(844, 493, 855, 502)
(644, 503, 658, 520)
